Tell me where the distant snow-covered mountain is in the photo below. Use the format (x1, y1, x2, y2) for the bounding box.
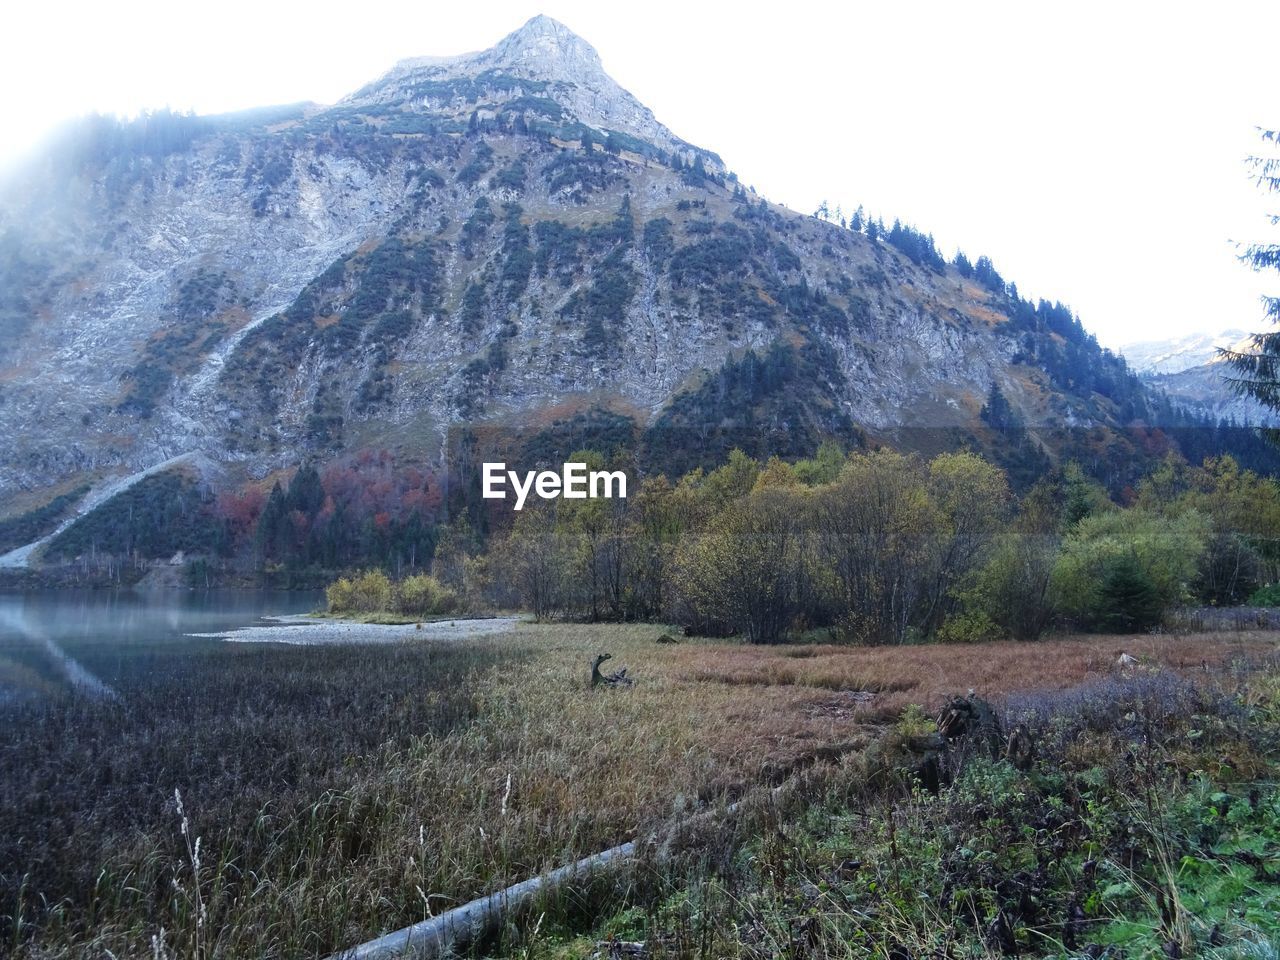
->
(1122, 329, 1278, 425)
(1120, 329, 1250, 376)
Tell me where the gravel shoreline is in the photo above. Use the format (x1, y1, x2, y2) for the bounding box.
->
(187, 615, 521, 645)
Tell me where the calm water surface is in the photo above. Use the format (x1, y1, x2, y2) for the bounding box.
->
(0, 589, 322, 699)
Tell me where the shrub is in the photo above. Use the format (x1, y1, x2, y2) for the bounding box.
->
(1248, 582, 1280, 607)
(1051, 507, 1208, 630)
(962, 532, 1059, 640)
(348, 569, 393, 613)
(396, 574, 460, 617)
(936, 610, 1005, 643)
(674, 485, 808, 643)
(325, 576, 356, 613)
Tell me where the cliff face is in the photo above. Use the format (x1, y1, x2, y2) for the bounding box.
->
(0, 16, 1154, 528)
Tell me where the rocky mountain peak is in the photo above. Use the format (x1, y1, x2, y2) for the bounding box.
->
(341, 14, 722, 171)
(488, 14, 605, 77)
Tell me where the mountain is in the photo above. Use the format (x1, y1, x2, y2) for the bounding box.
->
(1121, 329, 1250, 376)
(1121, 329, 1277, 424)
(342, 15, 721, 174)
(0, 15, 1263, 568)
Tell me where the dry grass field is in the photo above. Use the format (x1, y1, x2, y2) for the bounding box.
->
(2, 622, 1276, 958)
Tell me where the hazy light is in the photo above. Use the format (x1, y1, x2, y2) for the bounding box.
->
(2, 0, 1276, 348)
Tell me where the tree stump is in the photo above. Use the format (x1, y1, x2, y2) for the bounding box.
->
(1005, 723, 1036, 771)
(936, 695, 1001, 756)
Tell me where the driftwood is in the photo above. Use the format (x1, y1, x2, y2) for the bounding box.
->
(329, 775, 783, 959)
(591, 653, 635, 687)
(329, 738, 877, 960)
(327, 694, 1026, 960)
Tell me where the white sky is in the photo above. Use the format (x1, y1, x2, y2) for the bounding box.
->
(2, 0, 1277, 349)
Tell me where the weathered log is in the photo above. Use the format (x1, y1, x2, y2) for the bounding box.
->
(330, 772, 799, 959)
(591, 653, 635, 687)
(329, 839, 637, 960)
(329, 738, 876, 960)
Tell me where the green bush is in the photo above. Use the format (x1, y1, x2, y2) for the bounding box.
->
(1248, 583, 1280, 607)
(962, 533, 1058, 640)
(396, 574, 459, 617)
(326, 570, 393, 614)
(1051, 507, 1208, 630)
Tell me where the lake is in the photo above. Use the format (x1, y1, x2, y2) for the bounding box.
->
(0, 589, 322, 700)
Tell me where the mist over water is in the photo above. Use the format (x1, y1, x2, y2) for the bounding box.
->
(0, 589, 321, 698)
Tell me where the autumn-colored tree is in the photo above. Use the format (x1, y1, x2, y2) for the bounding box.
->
(492, 505, 570, 621)
(919, 451, 1011, 631)
(675, 484, 810, 643)
(1139, 454, 1280, 603)
(813, 450, 940, 643)
(961, 494, 1062, 641)
(622, 474, 679, 619)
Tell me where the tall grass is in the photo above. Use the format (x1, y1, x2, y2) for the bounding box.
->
(2, 624, 1273, 957)
(538, 666, 1280, 959)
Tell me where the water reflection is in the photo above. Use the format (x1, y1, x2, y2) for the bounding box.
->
(0, 590, 321, 700)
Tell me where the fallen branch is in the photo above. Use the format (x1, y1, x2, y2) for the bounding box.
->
(329, 840, 636, 960)
(329, 741, 870, 959)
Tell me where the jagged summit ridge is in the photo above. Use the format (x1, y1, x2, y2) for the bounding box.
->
(343, 15, 722, 170)
(365, 16, 605, 85)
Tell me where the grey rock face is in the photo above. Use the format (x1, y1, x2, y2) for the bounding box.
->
(0, 16, 1126, 520)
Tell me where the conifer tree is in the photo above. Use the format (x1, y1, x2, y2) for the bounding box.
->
(1222, 129, 1280, 440)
